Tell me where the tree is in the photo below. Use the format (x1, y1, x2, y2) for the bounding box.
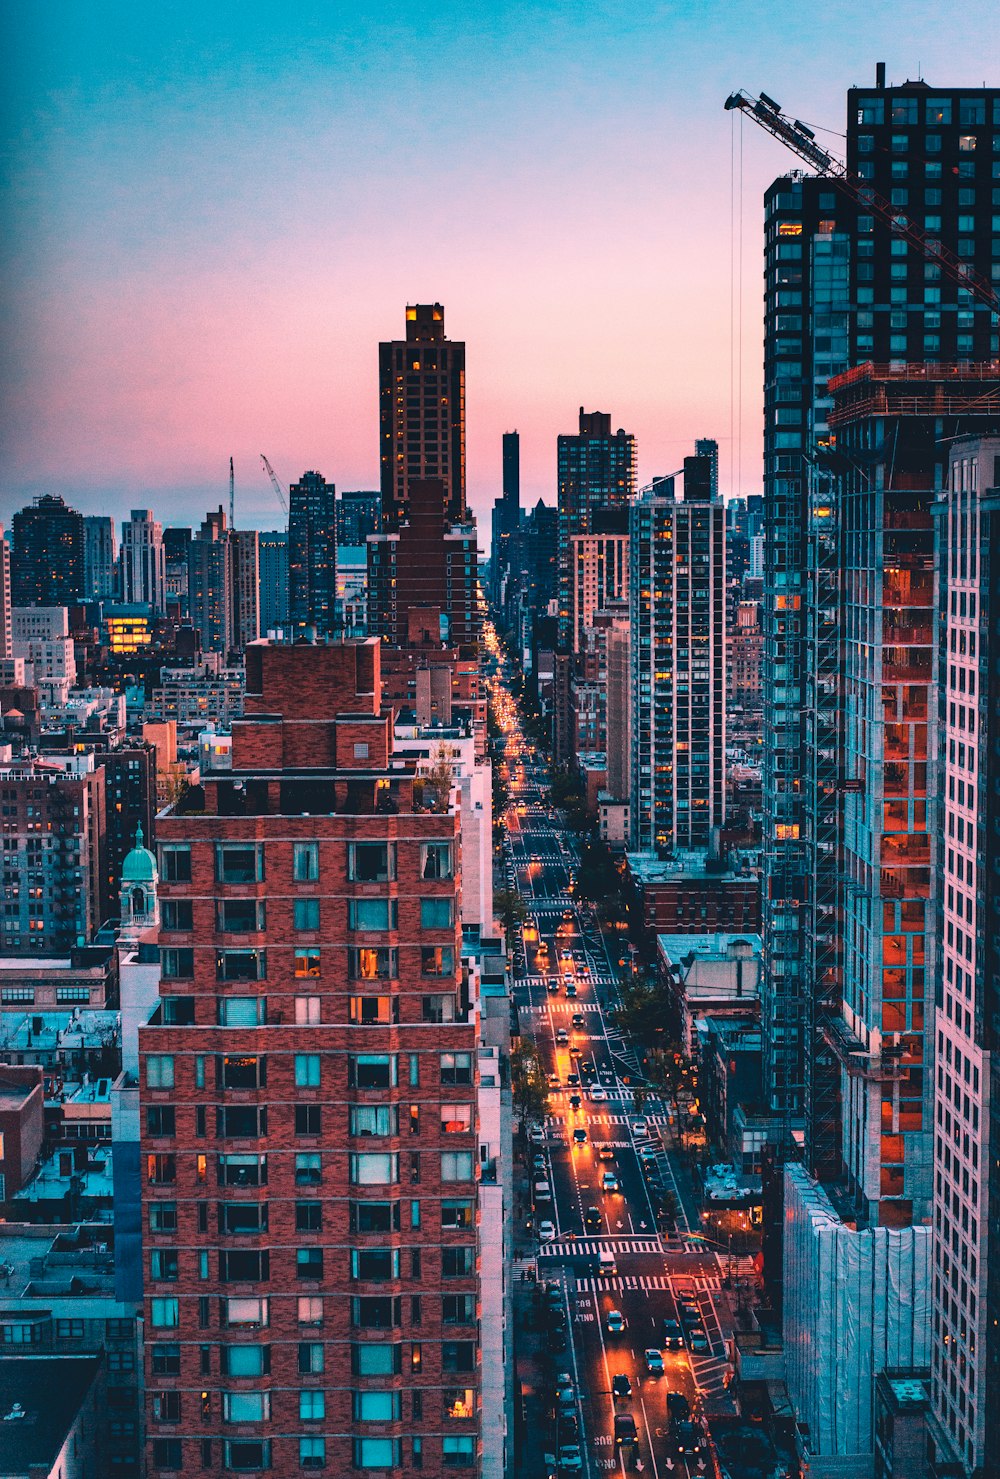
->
(423, 744, 455, 814)
(510, 1038, 549, 1129)
(495, 887, 528, 942)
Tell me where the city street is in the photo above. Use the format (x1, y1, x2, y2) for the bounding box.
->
(486, 630, 739, 1479)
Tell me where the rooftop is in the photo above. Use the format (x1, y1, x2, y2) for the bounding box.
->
(0, 1355, 101, 1472)
(627, 848, 758, 885)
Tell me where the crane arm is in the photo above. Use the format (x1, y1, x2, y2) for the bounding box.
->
(260, 454, 289, 518)
(725, 89, 999, 314)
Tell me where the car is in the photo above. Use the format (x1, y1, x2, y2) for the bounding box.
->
(529, 1125, 546, 1145)
(559, 1415, 579, 1443)
(674, 1420, 702, 1456)
(666, 1391, 691, 1423)
(554, 1375, 575, 1412)
(584, 1206, 602, 1231)
(644, 1349, 665, 1376)
(611, 1373, 632, 1400)
(564, 982, 577, 997)
(546, 979, 560, 994)
(569, 1045, 581, 1059)
(544, 1281, 563, 1307)
(547, 1074, 561, 1089)
(548, 1327, 568, 1353)
(569, 1092, 582, 1109)
(532, 1154, 547, 1172)
(557, 1445, 583, 1473)
(555, 1028, 569, 1044)
(614, 1413, 638, 1447)
(601, 1171, 620, 1194)
(630, 1119, 649, 1138)
(597, 1145, 615, 1161)
(538, 1220, 556, 1241)
(572, 1127, 588, 1144)
(606, 1309, 627, 1336)
(571, 1013, 586, 1029)
(678, 1299, 701, 1323)
(687, 1327, 711, 1353)
(567, 1073, 580, 1088)
(589, 1086, 608, 1102)
(661, 1318, 684, 1350)
(638, 1144, 657, 1162)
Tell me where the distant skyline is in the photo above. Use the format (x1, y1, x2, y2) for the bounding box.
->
(2, 1, 998, 529)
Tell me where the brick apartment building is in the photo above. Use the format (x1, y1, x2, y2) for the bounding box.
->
(139, 638, 481, 1477)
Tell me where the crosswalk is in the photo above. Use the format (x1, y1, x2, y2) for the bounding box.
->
(573, 1272, 724, 1294)
(544, 1112, 671, 1127)
(539, 1237, 664, 1258)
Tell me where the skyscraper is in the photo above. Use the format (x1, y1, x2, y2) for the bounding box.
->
(629, 458, 726, 855)
(139, 639, 481, 1477)
(163, 527, 191, 615)
(11, 494, 84, 608)
(288, 470, 337, 637)
(188, 508, 233, 654)
(556, 409, 636, 646)
(83, 515, 117, 601)
(367, 479, 480, 650)
(0, 527, 11, 660)
(257, 531, 289, 634)
(694, 438, 719, 500)
(379, 304, 466, 526)
(230, 528, 260, 652)
(121, 509, 167, 612)
(337, 491, 382, 548)
(501, 432, 520, 537)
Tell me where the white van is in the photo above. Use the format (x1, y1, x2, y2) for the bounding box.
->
(533, 1180, 552, 1203)
(597, 1248, 617, 1276)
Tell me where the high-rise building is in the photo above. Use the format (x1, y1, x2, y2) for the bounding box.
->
(257, 531, 289, 634)
(694, 438, 719, 500)
(11, 605, 77, 706)
(368, 480, 480, 651)
(11, 494, 84, 608)
(379, 304, 466, 526)
(163, 527, 191, 614)
(557, 409, 636, 645)
(139, 639, 481, 1477)
(567, 531, 628, 655)
(230, 529, 260, 652)
(501, 432, 520, 535)
(83, 515, 117, 601)
(188, 508, 233, 654)
(490, 432, 521, 611)
(931, 433, 1000, 1475)
(101, 745, 158, 915)
(338, 491, 382, 548)
(289, 471, 337, 637)
(0, 527, 11, 660)
(120, 509, 166, 612)
(759, 74, 1000, 1127)
(629, 459, 726, 855)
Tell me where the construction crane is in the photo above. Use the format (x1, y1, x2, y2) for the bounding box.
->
(724, 88, 1000, 314)
(260, 454, 289, 520)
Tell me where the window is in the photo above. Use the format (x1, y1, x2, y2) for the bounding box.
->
(350, 1152, 399, 1185)
(440, 1201, 474, 1230)
(420, 897, 453, 929)
(150, 1298, 179, 1329)
(347, 842, 395, 882)
(216, 844, 263, 884)
(348, 946, 397, 980)
(159, 845, 191, 883)
(423, 994, 457, 1023)
(295, 996, 320, 1025)
(162, 948, 194, 979)
(147, 1154, 177, 1185)
(295, 1390, 324, 1423)
(150, 1249, 179, 1281)
(216, 899, 265, 933)
(926, 98, 952, 124)
(222, 1296, 268, 1328)
(421, 841, 453, 879)
(351, 1247, 400, 1280)
(146, 1055, 175, 1090)
(295, 1054, 321, 1088)
(219, 1202, 267, 1234)
(294, 898, 320, 932)
(219, 1249, 269, 1283)
(421, 945, 454, 976)
(959, 97, 986, 125)
(443, 1437, 475, 1467)
(147, 1107, 177, 1140)
(222, 1439, 270, 1471)
(295, 948, 321, 978)
(161, 898, 193, 931)
(297, 1297, 323, 1326)
(295, 1153, 322, 1185)
(960, 136, 977, 152)
(222, 1345, 269, 1377)
(349, 1104, 397, 1137)
(352, 1343, 402, 1375)
(217, 1153, 267, 1187)
(300, 1437, 326, 1471)
(152, 1344, 181, 1376)
(298, 1342, 324, 1374)
(440, 1052, 472, 1085)
(217, 949, 266, 982)
(217, 1105, 266, 1138)
(353, 1390, 402, 1421)
(441, 1151, 474, 1182)
(297, 1248, 324, 1280)
(444, 1389, 475, 1420)
(348, 898, 397, 931)
(442, 1247, 474, 1279)
(219, 1055, 265, 1089)
(149, 1202, 178, 1234)
(295, 1105, 322, 1136)
(441, 1104, 472, 1134)
(153, 1438, 183, 1469)
(353, 1440, 402, 1470)
(217, 996, 266, 1027)
(350, 1201, 401, 1234)
(293, 842, 320, 882)
(222, 1391, 269, 1424)
(296, 1202, 322, 1232)
(349, 995, 396, 1025)
(351, 1296, 401, 1329)
(349, 1054, 397, 1088)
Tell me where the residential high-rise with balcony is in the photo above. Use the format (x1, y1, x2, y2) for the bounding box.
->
(139, 639, 481, 1478)
(629, 457, 726, 855)
(556, 409, 635, 646)
(379, 304, 466, 527)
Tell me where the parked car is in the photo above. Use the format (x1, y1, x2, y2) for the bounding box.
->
(667, 1391, 691, 1423)
(687, 1326, 711, 1353)
(557, 1444, 583, 1473)
(529, 1125, 546, 1145)
(554, 1375, 575, 1412)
